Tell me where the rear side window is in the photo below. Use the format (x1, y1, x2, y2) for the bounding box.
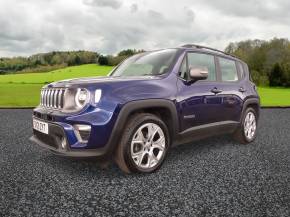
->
(219, 58, 238, 81)
(187, 53, 216, 81)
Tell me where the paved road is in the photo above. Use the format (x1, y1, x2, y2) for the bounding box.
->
(1, 109, 290, 216)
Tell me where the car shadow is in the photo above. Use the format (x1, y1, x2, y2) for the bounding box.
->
(38, 134, 242, 177)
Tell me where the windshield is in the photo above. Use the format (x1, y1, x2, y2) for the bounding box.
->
(110, 49, 178, 77)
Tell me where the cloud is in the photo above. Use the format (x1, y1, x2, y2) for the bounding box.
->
(82, 0, 122, 9)
(130, 3, 138, 13)
(147, 10, 164, 19)
(0, 0, 290, 57)
(203, 0, 290, 23)
(184, 7, 195, 22)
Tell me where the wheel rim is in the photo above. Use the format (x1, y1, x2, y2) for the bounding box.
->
(244, 111, 256, 140)
(130, 123, 166, 169)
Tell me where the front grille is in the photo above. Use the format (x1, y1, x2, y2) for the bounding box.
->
(41, 88, 66, 109)
(33, 112, 54, 122)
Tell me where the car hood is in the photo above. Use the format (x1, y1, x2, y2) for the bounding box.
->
(45, 76, 160, 88)
(43, 74, 176, 106)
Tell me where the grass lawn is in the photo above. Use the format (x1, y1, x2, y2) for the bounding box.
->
(0, 64, 113, 107)
(0, 64, 113, 84)
(0, 83, 43, 107)
(257, 87, 290, 107)
(0, 64, 290, 107)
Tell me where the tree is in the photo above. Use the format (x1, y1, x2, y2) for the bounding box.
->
(51, 54, 63, 65)
(107, 55, 127, 66)
(118, 49, 135, 57)
(282, 63, 290, 86)
(250, 70, 260, 85)
(75, 55, 81, 65)
(224, 38, 290, 87)
(98, 55, 108, 65)
(269, 63, 284, 86)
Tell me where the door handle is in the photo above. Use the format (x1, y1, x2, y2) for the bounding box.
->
(239, 87, 246, 93)
(211, 87, 222, 94)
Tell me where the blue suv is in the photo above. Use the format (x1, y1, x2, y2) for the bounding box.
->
(30, 44, 260, 173)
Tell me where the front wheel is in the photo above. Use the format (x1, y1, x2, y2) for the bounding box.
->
(233, 107, 258, 144)
(114, 113, 170, 173)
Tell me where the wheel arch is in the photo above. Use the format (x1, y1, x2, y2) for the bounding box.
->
(100, 99, 179, 158)
(241, 97, 260, 122)
(118, 99, 179, 140)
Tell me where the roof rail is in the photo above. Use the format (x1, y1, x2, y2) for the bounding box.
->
(181, 44, 236, 58)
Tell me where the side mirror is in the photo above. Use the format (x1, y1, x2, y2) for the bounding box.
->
(189, 66, 208, 80)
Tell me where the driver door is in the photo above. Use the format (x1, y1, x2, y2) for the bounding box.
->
(177, 52, 223, 132)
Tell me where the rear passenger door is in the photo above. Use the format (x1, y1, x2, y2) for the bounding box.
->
(213, 57, 244, 122)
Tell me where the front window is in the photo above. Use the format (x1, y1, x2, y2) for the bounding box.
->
(187, 53, 216, 81)
(110, 49, 178, 77)
(178, 52, 216, 81)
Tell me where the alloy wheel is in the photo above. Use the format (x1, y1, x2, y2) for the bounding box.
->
(130, 123, 166, 169)
(244, 111, 256, 140)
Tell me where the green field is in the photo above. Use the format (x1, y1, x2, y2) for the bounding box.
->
(0, 64, 113, 107)
(257, 87, 290, 107)
(0, 64, 113, 84)
(0, 64, 289, 107)
(0, 84, 44, 107)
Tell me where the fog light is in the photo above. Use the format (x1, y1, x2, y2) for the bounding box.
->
(61, 137, 67, 149)
(74, 124, 91, 143)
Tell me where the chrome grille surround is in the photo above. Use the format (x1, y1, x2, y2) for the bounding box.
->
(40, 88, 66, 110)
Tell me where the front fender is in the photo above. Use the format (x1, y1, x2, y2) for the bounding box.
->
(103, 99, 179, 155)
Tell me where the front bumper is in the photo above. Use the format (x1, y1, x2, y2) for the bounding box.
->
(30, 135, 107, 158)
(30, 116, 111, 158)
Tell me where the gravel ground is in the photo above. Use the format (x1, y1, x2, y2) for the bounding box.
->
(0, 109, 290, 216)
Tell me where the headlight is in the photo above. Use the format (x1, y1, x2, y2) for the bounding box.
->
(75, 88, 89, 108)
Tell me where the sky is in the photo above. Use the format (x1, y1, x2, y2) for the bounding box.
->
(1, 0, 290, 57)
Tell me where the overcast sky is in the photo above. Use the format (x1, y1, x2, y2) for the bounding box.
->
(1, 0, 290, 57)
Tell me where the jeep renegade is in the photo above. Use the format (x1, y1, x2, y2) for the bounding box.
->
(30, 44, 260, 173)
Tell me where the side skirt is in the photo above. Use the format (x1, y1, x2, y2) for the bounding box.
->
(173, 121, 239, 146)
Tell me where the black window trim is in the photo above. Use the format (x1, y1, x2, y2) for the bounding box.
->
(176, 52, 188, 82)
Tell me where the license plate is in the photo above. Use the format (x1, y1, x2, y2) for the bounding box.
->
(33, 119, 49, 134)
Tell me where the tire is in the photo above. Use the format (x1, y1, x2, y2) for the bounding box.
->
(233, 107, 258, 144)
(114, 113, 170, 174)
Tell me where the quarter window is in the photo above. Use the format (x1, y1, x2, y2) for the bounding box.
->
(187, 53, 216, 81)
(219, 58, 238, 81)
(237, 62, 245, 79)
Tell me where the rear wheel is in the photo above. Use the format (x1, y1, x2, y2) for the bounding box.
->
(114, 113, 170, 173)
(233, 107, 258, 144)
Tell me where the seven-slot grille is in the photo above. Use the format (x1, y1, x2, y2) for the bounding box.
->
(41, 88, 66, 109)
